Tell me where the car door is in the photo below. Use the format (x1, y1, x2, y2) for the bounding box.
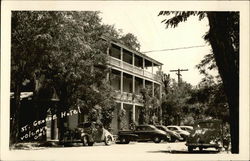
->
(134, 126, 147, 141)
(144, 126, 157, 140)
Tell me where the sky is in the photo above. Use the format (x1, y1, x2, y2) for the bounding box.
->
(100, 9, 215, 86)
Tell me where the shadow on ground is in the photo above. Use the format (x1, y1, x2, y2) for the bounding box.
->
(147, 149, 221, 154)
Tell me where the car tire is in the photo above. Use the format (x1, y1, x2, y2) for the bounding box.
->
(153, 136, 161, 143)
(104, 136, 112, 146)
(180, 135, 186, 141)
(170, 137, 176, 142)
(188, 146, 193, 152)
(88, 142, 94, 146)
(120, 137, 130, 144)
(217, 147, 222, 152)
(82, 136, 88, 146)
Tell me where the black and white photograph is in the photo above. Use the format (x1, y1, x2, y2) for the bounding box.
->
(1, 1, 249, 161)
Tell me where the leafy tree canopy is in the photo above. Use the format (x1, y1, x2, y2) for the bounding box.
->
(11, 11, 141, 142)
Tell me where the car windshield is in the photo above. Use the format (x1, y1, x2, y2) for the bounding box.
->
(180, 127, 186, 130)
(168, 126, 181, 131)
(196, 122, 220, 129)
(136, 125, 155, 131)
(158, 126, 168, 131)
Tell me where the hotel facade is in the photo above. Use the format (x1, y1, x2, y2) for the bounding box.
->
(68, 38, 163, 135)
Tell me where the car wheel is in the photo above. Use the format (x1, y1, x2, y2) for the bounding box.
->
(153, 136, 161, 143)
(180, 135, 186, 141)
(104, 136, 112, 146)
(188, 146, 193, 152)
(120, 137, 130, 144)
(170, 137, 176, 142)
(88, 142, 94, 146)
(217, 147, 222, 152)
(82, 136, 88, 146)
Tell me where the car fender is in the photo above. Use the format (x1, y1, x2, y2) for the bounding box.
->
(81, 133, 94, 142)
(103, 129, 114, 141)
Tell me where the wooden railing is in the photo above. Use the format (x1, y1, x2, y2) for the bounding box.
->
(113, 90, 143, 104)
(109, 56, 160, 82)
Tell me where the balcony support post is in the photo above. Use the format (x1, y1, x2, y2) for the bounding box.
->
(121, 48, 123, 68)
(152, 82, 154, 97)
(132, 75, 135, 94)
(132, 104, 135, 123)
(132, 53, 135, 66)
(142, 58, 145, 76)
(106, 71, 109, 82)
(121, 71, 123, 93)
(152, 62, 154, 74)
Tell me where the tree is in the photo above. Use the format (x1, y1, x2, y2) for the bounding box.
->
(161, 77, 193, 125)
(11, 11, 117, 144)
(158, 11, 239, 153)
(139, 85, 160, 125)
(119, 33, 141, 51)
(11, 11, 141, 144)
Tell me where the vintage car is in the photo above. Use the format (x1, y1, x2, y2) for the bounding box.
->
(61, 122, 114, 146)
(155, 125, 183, 142)
(167, 125, 190, 141)
(186, 119, 223, 152)
(179, 125, 193, 133)
(118, 125, 170, 143)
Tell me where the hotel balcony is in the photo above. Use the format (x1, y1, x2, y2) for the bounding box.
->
(108, 56, 161, 82)
(113, 90, 143, 105)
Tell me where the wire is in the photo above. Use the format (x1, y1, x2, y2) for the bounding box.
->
(141, 45, 206, 53)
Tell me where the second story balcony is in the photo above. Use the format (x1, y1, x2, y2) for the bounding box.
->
(108, 43, 163, 83)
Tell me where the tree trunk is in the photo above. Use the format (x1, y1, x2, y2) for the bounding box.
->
(206, 12, 239, 153)
(10, 79, 21, 145)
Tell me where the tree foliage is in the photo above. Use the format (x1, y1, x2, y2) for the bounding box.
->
(119, 33, 141, 51)
(158, 11, 239, 153)
(139, 86, 161, 125)
(11, 11, 141, 143)
(161, 77, 193, 125)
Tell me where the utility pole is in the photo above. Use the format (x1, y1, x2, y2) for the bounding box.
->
(170, 69, 188, 85)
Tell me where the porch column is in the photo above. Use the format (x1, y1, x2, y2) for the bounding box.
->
(132, 53, 135, 66)
(132, 75, 135, 93)
(107, 45, 110, 55)
(132, 104, 135, 122)
(142, 57, 145, 76)
(159, 83, 162, 99)
(152, 82, 154, 97)
(152, 62, 154, 74)
(106, 72, 109, 82)
(143, 79, 145, 88)
(121, 102, 124, 110)
(121, 48, 123, 68)
(121, 71, 123, 93)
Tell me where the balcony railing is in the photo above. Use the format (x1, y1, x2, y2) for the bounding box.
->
(113, 90, 143, 104)
(109, 56, 160, 82)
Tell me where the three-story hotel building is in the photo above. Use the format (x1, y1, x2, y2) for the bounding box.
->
(67, 37, 163, 135)
(107, 37, 163, 134)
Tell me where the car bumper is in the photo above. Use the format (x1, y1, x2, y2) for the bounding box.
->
(186, 143, 221, 148)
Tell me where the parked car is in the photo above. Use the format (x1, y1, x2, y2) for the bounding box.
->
(186, 119, 223, 152)
(180, 126, 194, 133)
(116, 131, 138, 144)
(61, 122, 114, 146)
(118, 125, 170, 143)
(155, 125, 183, 142)
(167, 125, 190, 141)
